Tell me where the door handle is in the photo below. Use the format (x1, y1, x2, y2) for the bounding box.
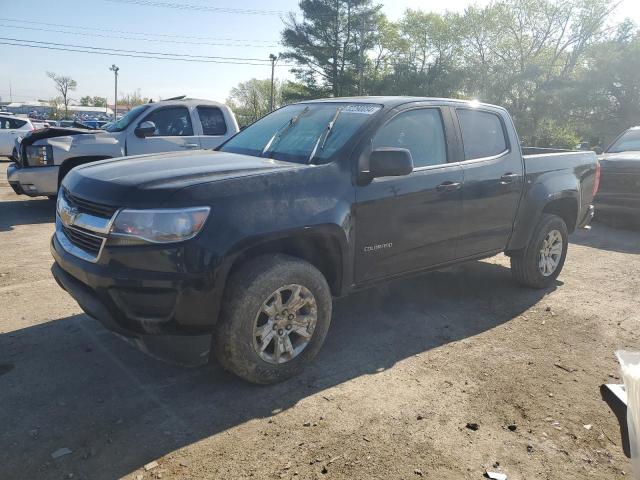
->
(436, 181, 462, 192)
(500, 173, 519, 184)
(181, 143, 199, 149)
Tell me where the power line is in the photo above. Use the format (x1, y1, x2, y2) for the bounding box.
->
(102, 0, 287, 16)
(0, 37, 282, 62)
(0, 23, 280, 48)
(0, 40, 293, 66)
(0, 17, 281, 45)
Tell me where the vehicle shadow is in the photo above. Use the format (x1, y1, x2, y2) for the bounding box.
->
(0, 260, 554, 480)
(570, 221, 640, 255)
(0, 198, 55, 232)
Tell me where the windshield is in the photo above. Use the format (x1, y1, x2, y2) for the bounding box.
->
(219, 103, 382, 164)
(104, 104, 150, 133)
(607, 128, 640, 153)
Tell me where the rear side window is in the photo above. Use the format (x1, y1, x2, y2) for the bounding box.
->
(372, 108, 447, 168)
(10, 119, 27, 129)
(457, 109, 508, 160)
(142, 107, 194, 137)
(197, 106, 227, 135)
(0, 118, 26, 129)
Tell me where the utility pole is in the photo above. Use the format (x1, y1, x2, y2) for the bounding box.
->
(109, 64, 119, 119)
(269, 54, 277, 112)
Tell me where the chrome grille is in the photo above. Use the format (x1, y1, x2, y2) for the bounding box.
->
(61, 225, 104, 254)
(64, 189, 118, 218)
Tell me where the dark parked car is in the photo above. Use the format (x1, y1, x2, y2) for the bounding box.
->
(594, 126, 640, 219)
(50, 97, 599, 384)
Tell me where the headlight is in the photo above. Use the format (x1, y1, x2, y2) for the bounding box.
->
(25, 145, 54, 166)
(109, 207, 210, 244)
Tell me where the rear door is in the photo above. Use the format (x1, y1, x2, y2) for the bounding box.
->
(126, 105, 202, 155)
(195, 106, 230, 149)
(454, 107, 524, 257)
(354, 106, 464, 283)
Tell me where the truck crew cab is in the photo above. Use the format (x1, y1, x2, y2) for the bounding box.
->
(50, 97, 598, 384)
(7, 97, 238, 198)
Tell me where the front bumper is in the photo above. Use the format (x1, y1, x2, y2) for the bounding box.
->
(50, 233, 217, 365)
(7, 163, 59, 197)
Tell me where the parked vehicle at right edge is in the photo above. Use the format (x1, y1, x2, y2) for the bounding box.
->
(50, 97, 599, 385)
(7, 98, 238, 197)
(594, 126, 640, 219)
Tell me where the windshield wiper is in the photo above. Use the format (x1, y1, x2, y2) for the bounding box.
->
(261, 106, 310, 156)
(307, 107, 343, 164)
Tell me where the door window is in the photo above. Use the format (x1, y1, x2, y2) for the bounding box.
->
(0, 118, 25, 129)
(197, 106, 227, 135)
(372, 109, 447, 168)
(142, 107, 193, 137)
(457, 109, 508, 160)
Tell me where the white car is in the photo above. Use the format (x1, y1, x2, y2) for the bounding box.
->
(7, 98, 239, 197)
(0, 114, 34, 157)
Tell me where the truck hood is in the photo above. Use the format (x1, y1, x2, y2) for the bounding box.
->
(20, 126, 98, 146)
(63, 149, 301, 207)
(600, 151, 640, 173)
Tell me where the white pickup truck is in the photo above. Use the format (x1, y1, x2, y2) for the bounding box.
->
(7, 98, 239, 198)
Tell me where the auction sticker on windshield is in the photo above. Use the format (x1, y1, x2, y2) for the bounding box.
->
(342, 104, 382, 114)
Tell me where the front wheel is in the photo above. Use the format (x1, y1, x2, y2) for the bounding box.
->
(510, 213, 569, 289)
(213, 254, 332, 384)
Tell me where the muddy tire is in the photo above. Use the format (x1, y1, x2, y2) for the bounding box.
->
(213, 254, 332, 384)
(511, 213, 569, 289)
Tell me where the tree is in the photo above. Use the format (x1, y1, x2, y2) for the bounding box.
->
(118, 89, 149, 108)
(47, 97, 63, 120)
(92, 96, 107, 108)
(46, 71, 77, 118)
(458, 0, 615, 138)
(569, 21, 640, 145)
(281, 0, 382, 97)
(227, 78, 288, 126)
(80, 96, 92, 106)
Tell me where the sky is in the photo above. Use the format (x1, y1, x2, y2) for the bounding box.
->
(0, 0, 639, 105)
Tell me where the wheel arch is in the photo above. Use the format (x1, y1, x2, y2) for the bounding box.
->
(224, 227, 347, 297)
(58, 156, 113, 186)
(507, 187, 580, 254)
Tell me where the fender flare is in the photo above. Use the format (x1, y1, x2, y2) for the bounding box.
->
(507, 175, 580, 252)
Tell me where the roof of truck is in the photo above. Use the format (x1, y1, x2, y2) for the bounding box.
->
(303, 96, 503, 110)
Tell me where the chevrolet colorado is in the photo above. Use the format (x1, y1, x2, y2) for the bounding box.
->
(50, 97, 599, 384)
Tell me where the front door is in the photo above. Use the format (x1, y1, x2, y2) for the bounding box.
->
(354, 107, 464, 284)
(126, 106, 202, 156)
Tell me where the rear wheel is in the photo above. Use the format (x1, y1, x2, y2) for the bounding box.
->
(511, 213, 568, 289)
(213, 254, 332, 384)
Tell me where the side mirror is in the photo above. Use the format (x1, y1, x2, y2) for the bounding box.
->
(369, 148, 414, 178)
(593, 146, 603, 155)
(134, 121, 156, 138)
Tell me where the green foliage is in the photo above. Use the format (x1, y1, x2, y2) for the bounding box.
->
(80, 96, 92, 106)
(526, 119, 580, 149)
(118, 89, 149, 108)
(92, 96, 107, 108)
(227, 78, 296, 127)
(278, 0, 637, 145)
(281, 0, 383, 97)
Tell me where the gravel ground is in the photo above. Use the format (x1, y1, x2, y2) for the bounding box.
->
(0, 160, 638, 480)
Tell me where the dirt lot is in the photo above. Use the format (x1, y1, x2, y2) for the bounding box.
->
(0, 160, 639, 480)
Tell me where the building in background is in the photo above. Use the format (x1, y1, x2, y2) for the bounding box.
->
(4, 101, 113, 119)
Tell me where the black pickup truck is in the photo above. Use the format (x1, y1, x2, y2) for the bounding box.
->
(51, 97, 598, 384)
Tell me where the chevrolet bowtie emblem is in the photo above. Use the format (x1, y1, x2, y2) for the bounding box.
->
(60, 204, 79, 227)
